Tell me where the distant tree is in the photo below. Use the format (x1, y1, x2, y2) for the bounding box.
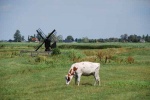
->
(75, 38, 78, 42)
(128, 35, 133, 42)
(36, 34, 42, 41)
(21, 36, 25, 41)
(66, 35, 74, 41)
(77, 38, 82, 43)
(108, 38, 118, 42)
(89, 39, 97, 43)
(120, 34, 128, 42)
(133, 35, 139, 42)
(142, 35, 145, 39)
(34, 34, 36, 38)
(28, 35, 30, 42)
(98, 38, 105, 42)
(82, 37, 89, 43)
(137, 36, 141, 41)
(128, 34, 140, 42)
(57, 35, 63, 42)
(14, 30, 21, 42)
(8, 39, 13, 42)
(145, 34, 150, 42)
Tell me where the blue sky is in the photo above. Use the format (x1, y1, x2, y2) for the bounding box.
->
(0, 0, 150, 40)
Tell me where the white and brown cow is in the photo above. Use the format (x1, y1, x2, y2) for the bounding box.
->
(65, 61, 100, 86)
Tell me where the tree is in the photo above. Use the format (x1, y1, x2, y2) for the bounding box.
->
(21, 36, 25, 41)
(28, 35, 30, 42)
(75, 38, 78, 42)
(57, 35, 63, 42)
(145, 34, 150, 42)
(128, 34, 140, 42)
(14, 30, 21, 42)
(36, 34, 42, 42)
(76, 38, 82, 43)
(82, 37, 89, 43)
(66, 35, 74, 41)
(120, 34, 128, 42)
(142, 35, 145, 39)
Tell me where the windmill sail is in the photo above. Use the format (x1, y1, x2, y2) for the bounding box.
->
(38, 28, 46, 37)
(47, 29, 56, 39)
(35, 41, 45, 51)
(36, 30, 45, 39)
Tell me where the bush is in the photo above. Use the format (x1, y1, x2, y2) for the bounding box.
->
(0, 45, 5, 49)
(67, 49, 86, 62)
(35, 56, 46, 62)
(127, 56, 134, 64)
(97, 51, 104, 61)
(52, 48, 61, 55)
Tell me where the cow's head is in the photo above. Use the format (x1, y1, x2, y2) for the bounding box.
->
(65, 74, 73, 85)
(65, 66, 78, 85)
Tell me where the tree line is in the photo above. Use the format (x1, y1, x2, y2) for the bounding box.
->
(7, 30, 150, 43)
(62, 34, 150, 43)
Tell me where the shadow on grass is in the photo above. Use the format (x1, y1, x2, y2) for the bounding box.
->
(81, 82, 93, 86)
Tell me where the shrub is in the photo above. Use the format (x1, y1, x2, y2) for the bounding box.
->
(105, 55, 113, 63)
(127, 56, 134, 64)
(67, 49, 85, 62)
(0, 45, 5, 49)
(52, 48, 61, 55)
(97, 51, 104, 61)
(35, 56, 46, 62)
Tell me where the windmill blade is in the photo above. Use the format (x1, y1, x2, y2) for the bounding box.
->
(35, 41, 44, 51)
(38, 28, 46, 38)
(51, 34, 57, 42)
(36, 30, 45, 39)
(47, 29, 56, 39)
(48, 33, 55, 42)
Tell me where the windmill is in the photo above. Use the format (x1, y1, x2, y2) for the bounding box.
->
(35, 28, 57, 51)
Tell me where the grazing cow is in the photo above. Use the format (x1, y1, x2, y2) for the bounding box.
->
(65, 61, 100, 86)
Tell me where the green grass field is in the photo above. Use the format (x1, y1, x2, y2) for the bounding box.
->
(0, 42, 150, 100)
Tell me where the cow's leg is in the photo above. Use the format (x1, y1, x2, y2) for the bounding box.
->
(94, 70, 100, 86)
(97, 76, 100, 86)
(94, 76, 100, 86)
(77, 73, 82, 86)
(93, 74, 96, 85)
(95, 75, 100, 86)
(75, 74, 78, 85)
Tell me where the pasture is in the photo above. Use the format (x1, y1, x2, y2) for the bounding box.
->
(0, 42, 150, 100)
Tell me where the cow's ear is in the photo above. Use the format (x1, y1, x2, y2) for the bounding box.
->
(73, 66, 78, 71)
(69, 69, 72, 73)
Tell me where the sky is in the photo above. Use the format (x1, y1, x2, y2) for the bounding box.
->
(0, 0, 150, 40)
